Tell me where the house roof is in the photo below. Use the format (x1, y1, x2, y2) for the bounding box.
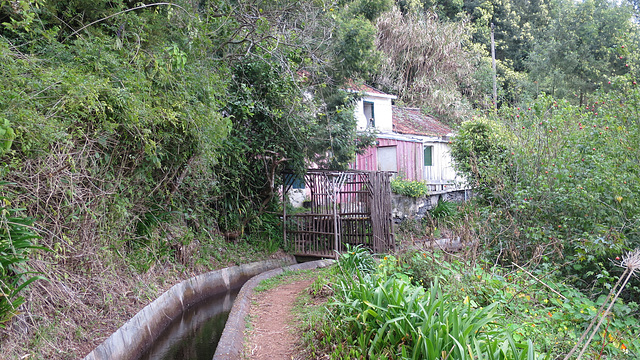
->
(392, 106, 452, 137)
(346, 80, 397, 99)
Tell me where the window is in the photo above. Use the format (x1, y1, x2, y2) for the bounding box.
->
(377, 146, 398, 172)
(284, 173, 305, 189)
(364, 101, 375, 128)
(424, 145, 433, 166)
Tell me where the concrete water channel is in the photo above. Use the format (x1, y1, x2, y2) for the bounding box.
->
(83, 257, 333, 360)
(137, 287, 239, 359)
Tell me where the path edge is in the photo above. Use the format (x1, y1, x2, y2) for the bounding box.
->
(83, 257, 297, 360)
(213, 259, 335, 360)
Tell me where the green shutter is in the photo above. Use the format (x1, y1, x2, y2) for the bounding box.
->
(424, 146, 433, 166)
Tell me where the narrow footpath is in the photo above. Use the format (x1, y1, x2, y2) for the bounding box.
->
(243, 278, 315, 359)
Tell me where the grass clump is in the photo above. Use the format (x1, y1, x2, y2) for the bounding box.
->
(303, 245, 544, 359)
(0, 186, 47, 327)
(397, 250, 640, 359)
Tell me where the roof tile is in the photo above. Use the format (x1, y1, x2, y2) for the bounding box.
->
(345, 80, 393, 96)
(392, 106, 452, 137)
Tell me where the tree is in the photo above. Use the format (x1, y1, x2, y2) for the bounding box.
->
(527, 0, 636, 103)
(374, 6, 480, 120)
(192, 0, 387, 237)
(450, 116, 510, 199)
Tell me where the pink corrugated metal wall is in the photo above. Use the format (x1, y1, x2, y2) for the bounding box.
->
(350, 138, 424, 181)
(352, 146, 377, 171)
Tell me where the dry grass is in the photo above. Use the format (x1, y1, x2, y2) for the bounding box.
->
(0, 135, 270, 359)
(375, 7, 480, 119)
(1, 248, 192, 359)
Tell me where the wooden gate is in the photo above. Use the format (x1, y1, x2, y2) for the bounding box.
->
(283, 170, 394, 258)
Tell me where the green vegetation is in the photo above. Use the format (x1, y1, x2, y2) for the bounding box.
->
(372, 0, 640, 119)
(400, 250, 639, 359)
(0, 1, 384, 356)
(330, 251, 540, 359)
(449, 116, 511, 198)
(390, 176, 429, 197)
(300, 246, 639, 359)
(0, 0, 639, 358)
(303, 246, 542, 359)
(451, 90, 640, 300)
(0, 183, 46, 327)
(443, 87, 640, 360)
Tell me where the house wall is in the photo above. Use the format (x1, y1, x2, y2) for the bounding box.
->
(423, 141, 457, 184)
(352, 138, 460, 185)
(354, 95, 394, 131)
(352, 145, 377, 172)
(351, 138, 424, 181)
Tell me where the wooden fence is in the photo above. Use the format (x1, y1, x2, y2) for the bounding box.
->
(283, 170, 394, 258)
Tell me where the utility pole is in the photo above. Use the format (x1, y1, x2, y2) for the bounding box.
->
(491, 22, 497, 113)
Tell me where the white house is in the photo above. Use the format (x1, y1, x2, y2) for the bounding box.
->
(349, 83, 462, 192)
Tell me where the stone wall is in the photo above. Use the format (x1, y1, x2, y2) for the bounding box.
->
(391, 189, 471, 222)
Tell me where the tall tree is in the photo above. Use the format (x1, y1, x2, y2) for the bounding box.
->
(527, 0, 636, 102)
(374, 6, 481, 120)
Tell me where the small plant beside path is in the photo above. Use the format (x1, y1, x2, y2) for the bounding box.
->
(297, 246, 640, 359)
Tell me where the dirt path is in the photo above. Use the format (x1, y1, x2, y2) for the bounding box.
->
(244, 277, 314, 360)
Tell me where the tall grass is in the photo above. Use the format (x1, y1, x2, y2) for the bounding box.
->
(327, 247, 545, 359)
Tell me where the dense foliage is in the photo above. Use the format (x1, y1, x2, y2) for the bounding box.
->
(302, 248, 639, 359)
(0, 1, 383, 253)
(451, 89, 640, 301)
(0, 0, 385, 356)
(370, 0, 640, 116)
(1, 0, 640, 357)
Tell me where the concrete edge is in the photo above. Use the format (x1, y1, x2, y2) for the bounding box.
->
(213, 259, 335, 360)
(83, 256, 297, 360)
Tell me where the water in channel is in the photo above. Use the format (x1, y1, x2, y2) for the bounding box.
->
(137, 287, 240, 360)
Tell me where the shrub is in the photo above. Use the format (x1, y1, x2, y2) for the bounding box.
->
(452, 93, 640, 292)
(336, 244, 376, 275)
(390, 176, 429, 197)
(450, 116, 512, 200)
(430, 199, 458, 219)
(322, 250, 544, 359)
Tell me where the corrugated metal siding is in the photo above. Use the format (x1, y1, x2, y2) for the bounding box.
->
(351, 147, 377, 171)
(351, 138, 424, 181)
